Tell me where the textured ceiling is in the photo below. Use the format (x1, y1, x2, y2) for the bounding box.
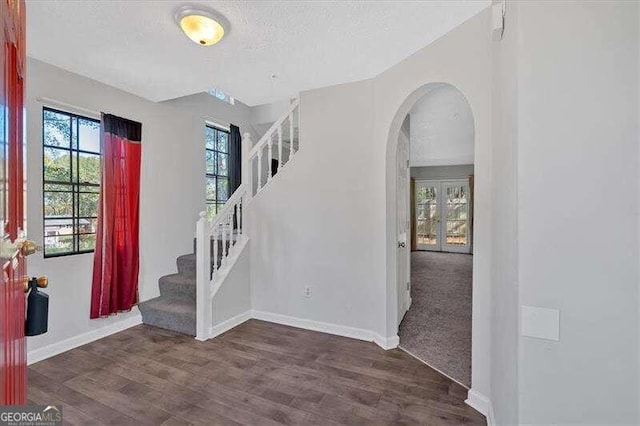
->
(26, 1, 489, 106)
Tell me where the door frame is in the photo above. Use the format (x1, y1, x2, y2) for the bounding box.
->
(396, 121, 411, 326)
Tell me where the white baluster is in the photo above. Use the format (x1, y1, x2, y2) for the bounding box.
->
(289, 111, 295, 159)
(277, 125, 283, 172)
(195, 211, 211, 341)
(267, 136, 273, 182)
(257, 151, 263, 191)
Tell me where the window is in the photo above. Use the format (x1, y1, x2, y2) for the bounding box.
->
(205, 125, 230, 220)
(42, 108, 100, 257)
(207, 88, 235, 105)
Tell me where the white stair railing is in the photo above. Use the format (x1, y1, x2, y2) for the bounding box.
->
(195, 184, 247, 340)
(248, 99, 299, 195)
(194, 99, 301, 340)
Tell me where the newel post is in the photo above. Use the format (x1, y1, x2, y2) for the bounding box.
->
(242, 132, 253, 199)
(195, 211, 211, 341)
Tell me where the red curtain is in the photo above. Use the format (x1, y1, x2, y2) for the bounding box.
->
(90, 114, 142, 319)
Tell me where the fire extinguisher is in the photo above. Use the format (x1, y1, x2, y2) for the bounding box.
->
(25, 276, 49, 336)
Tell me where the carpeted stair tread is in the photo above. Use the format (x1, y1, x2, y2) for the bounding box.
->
(139, 297, 195, 336)
(143, 233, 244, 337)
(176, 254, 196, 277)
(158, 273, 195, 302)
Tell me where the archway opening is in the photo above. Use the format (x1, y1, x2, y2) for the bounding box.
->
(390, 82, 475, 387)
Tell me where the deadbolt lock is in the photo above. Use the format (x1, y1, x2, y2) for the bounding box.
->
(23, 276, 49, 293)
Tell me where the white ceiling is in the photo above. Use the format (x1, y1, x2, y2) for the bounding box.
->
(409, 83, 474, 167)
(26, 1, 489, 106)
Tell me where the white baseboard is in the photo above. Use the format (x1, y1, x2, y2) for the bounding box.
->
(27, 311, 142, 365)
(487, 402, 496, 425)
(373, 333, 399, 350)
(208, 310, 252, 338)
(251, 310, 398, 350)
(28, 306, 397, 366)
(465, 388, 493, 424)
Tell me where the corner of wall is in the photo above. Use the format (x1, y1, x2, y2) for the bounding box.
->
(465, 388, 493, 424)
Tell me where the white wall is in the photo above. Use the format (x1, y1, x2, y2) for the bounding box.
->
(409, 84, 475, 167)
(245, 3, 640, 423)
(410, 164, 474, 180)
(516, 2, 639, 423)
(247, 7, 494, 403)
(25, 58, 249, 355)
(248, 78, 380, 333)
(26, 4, 639, 423)
(212, 244, 251, 327)
(489, 0, 519, 424)
(377, 9, 493, 406)
(163, 92, 292, 145)
(249, 98, 292, 141)
(162, 92, 256, 140)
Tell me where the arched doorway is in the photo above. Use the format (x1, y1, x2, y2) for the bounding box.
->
(386, 82, 477, 388)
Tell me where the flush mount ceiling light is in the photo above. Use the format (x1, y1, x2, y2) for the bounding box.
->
(175, 6, 227, 46)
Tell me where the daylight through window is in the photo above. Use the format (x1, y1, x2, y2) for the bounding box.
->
(207, 88, 235, 105)
(205, 125, 230, 220)
(42, 108, 101, 257)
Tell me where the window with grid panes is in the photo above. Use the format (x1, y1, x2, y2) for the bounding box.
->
(205, 125, 230, 220)
(42, 108, 101, 257)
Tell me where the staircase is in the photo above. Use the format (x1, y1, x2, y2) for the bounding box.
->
(139, 237, 237, 335)
(139, 254, 197, 335)
(140, 99, 300, 338)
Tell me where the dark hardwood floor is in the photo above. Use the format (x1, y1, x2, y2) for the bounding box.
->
(28, 320, 486, 425)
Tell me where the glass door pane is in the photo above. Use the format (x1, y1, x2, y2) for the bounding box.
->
(442, 182, 470, 252)
(416, 182, 440, 250)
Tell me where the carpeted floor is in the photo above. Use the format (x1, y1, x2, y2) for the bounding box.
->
(399, 251, 472, 387)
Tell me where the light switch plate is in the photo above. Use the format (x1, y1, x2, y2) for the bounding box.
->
(521, 305, 560, 341)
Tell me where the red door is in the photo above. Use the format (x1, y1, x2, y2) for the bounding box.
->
(0, 0, 27, 406)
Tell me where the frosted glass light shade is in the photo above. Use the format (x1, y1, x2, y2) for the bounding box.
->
(176, 7, 225, 46)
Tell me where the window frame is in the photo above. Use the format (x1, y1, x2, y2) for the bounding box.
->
(205, 124, 230, 219)
(42, 107, 101, 258)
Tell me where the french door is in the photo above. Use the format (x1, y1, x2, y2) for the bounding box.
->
(415, 179, 471, 253)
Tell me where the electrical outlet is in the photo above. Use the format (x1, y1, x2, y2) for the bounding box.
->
(304, 286, 312, 298)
